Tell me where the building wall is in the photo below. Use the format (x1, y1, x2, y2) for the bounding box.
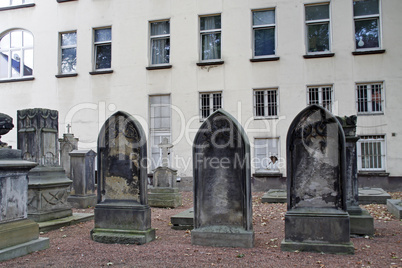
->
(1, 0, 401, 180)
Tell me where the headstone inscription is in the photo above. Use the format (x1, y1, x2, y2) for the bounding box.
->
(191, 109, 254, 248)
(281, 105, 354, 254)
(91, 111, 155, 244)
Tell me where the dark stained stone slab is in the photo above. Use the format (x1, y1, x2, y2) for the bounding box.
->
(358, 187, 391, 204)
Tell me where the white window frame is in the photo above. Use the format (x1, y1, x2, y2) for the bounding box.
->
(59, 31, 77, 74)
(93, 27, 112, 71)
(254, 137, 280, 170)
(253, 88, 279, 119)
(305, 2, 331, 54)
(307, 85, 333, 112)
(199, 14, 222, 62)
(353, 0, 381, 51)
(357, 135, 386, 171)
(149, 19, 170, 66)
(199, 91, 222, 121)
(356, 82, 384, 114)
(252, 8, 276, 58)
(0, 0, 33, 8)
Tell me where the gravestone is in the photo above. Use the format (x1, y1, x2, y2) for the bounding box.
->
(358, 187, 391, 204)
(67, 149, 97, 208)
(337, 115, 374, 235)
(0, 113, 49, 261)
(171, 208, 194, 230)
(91, 111, 155, 244)
(387, 199, 402, 219)
(148, 138, 182, 208)
(191, 109, 254, 248)
(261, 189, 287, 203)
(281, 105, 354, 254)
(17, 108, 73, 222)
(59, 124, 79, 179)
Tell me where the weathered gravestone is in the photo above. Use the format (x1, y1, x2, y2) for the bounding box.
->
(281, 105, 354, 254)
(59, 125, 79, 179)
(17, 108, 73, 222)
(191, 109, 254, 248)
(91, 111, 155, 244)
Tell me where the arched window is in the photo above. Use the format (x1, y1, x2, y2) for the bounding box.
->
(0, 29, 33, 80)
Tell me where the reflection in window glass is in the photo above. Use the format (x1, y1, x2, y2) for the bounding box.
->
(150, 20, 170, 65)
(94, 28, 112, 70)
(253, 9, 276, 57)
(305, 4, 330, 53)
(200, 15, 221, 61)
(60, 32, 77, 74)
(353, 0, 380, 50)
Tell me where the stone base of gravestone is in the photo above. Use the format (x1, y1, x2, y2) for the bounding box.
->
(261, 189, 287, 203)
(349, 209, 375, 236)
(67, 195, 97, 209)
(358, 188, 391, 204)
(148, 188, 182, 208)
(252, 172, 284, 192)
(281, 208, 354, 254)
(28, 166, 73, 222)
(387, 199, 402, 219)
(91, 202, 155, 245)
(191, 227, 254, 248)
(171, 208, 194, 230)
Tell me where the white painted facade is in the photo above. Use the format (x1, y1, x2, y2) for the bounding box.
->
(1, 0, 401, 179)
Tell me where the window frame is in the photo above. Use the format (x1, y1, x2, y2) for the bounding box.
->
(93, 26, 112, 72)
(357, 135, 386, 171)
(353, 0, 382, 51)
(253, 88, 279, 119)
(149, 19, 170, 67)
(356, 82, 384, 115)
(199, 14, 222, 63)
(304, 2, 331, 55)
(0, 0, 34, 10)
(58, 30, 77, 75)
(252, 8, 276, 59)
(306, 85, 333, 112)
(199, 91, 222, 121)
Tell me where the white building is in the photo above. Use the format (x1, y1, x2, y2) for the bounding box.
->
(1, 0, 401, 189)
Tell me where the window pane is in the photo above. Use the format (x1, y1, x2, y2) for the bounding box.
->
(307, 23, 329, 52)
(371, 84, 382, 112)
(255, 91, 265, 117)
(306, 4, 329, 21)
(95, 28, 111, 43)
(11, 31, 22, 48)
(201, 33, 221, 60)
(253, 10, 275, 26)
(61, 47, 76, 73)
(201, 94, 210, 119)
(0, 51, 9, 78)
(267, 90, 277, 116)
(23, 31, 33, 47)
(254, 28, 275, 56)
(95, 44, 111, 69)
(308, 88, 319, 105)
(213, 93, 221, 111)
(353, 0, 379, 16)
(200, 15, 221, 31)
(357, 85, 368, 112)
(11, 51, 21, 77)
(23, 48, 33, 76)
(61, 32, 77, 46)
(355, 19, 379, 49)
(0, 34, 10, 49)
(151, 38, 170, 64)
(151, 21, 170, 36)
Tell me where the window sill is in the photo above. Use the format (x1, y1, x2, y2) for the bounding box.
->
(0, 3, 35, 11)
(352, 49, 386, 56)
(250, 57, 280, 62)
(89, 70, 113, 75)
(57, 0, 77, 2)
(196, 61, 224, 66)
(55, 73, 78, 78)
(303, 53, 335, 59)
(0, 77, 34, 83)
(357, 112, 384, 116)
(254, 116, 279, 120)
(146, 65, 172, 70)
(358, 171, 389, 177)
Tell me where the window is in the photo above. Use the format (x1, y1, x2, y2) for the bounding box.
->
(59, 31, 77, 74)
(254, 89, 278, 118)
(357, 135, 385, 171)
(200, 15, 221, 61)
(93, 27, 111, 70)
(254, 138, 279, 170)
(356, 82, 383, 114)
(0, 0, 33, 8)
(305, 3, 330, 53)
(0, 29, 33, 80)
(200, 92, 222, 120)
(353, 0, 380, 50)
(150, 20, 170, 66)
(252, 9, 275, 57)
(307, 86, 333, 112)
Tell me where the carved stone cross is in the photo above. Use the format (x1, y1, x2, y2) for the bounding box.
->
(158, 137, 173, 167)
(66, 124, 71, 134)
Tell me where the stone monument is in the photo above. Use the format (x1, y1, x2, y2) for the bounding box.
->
(148, 138, 182, 208)
(91, 111, 155, 244)
(67, 149, 97, 208)
(17, 108, 73, 222)
(0, 113, 49, 261)
(59, 124, 79, 179)
(281, 105, 354, 254)
(337, 115, 374, 236)
(191, 109, 254, 248)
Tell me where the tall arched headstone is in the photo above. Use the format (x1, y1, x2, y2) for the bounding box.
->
(281, 105, 354, 254)
(91, 111, 155, 244)
(192, 109, 254, 248)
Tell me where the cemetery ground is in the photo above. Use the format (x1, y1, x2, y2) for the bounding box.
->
(1, 192, 401, 268)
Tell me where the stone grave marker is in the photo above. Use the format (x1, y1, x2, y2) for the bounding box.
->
(281, 105, 354, 254)
(387, 199, 402, 219)
(358, 187, 391, 204)
(191, 109, 254, 248)
(91, 111, 155, 244)
(59, 124, 79, 179)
